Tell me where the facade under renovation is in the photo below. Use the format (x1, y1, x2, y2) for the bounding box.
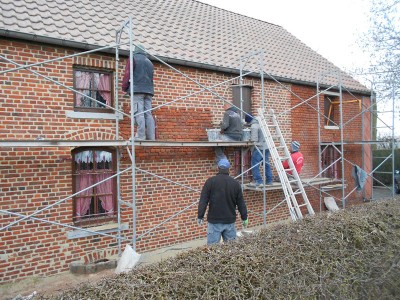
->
(0, 0, 374, 283)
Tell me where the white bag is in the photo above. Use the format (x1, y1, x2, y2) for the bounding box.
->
(115, 244, 141, 274)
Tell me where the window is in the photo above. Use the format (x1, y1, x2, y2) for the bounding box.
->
(324, 95, 337, 126)
(321, 145, 342, 179)
(233, 149, 252, 180)
(72, 148, 117, 226)
(73, 67, 113, 112)
(232, 84, 252, 118)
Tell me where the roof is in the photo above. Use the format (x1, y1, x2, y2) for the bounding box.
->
(0, 0, 369, 93)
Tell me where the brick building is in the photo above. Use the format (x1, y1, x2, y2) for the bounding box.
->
(0, 0, 371, 283)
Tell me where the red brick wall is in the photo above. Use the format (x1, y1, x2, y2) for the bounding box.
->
(0, 38, 370, 283)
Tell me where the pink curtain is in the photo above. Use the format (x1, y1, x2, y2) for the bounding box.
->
(98, 74, 111, 106)
(75, 171, 93, 219)
(96, 172, 114, 215)
(76, 71, 91, 105)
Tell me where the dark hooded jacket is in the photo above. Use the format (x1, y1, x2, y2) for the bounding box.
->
(220, 107, 243, 140)
(122, 46, 154, 95)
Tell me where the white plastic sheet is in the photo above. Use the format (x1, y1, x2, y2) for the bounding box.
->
(324, 197, 340, 212)
(115, 244, 141, 274)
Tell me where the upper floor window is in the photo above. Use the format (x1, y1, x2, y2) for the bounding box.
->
(324, 95, 338, 126)
(232, 84, 252, 119)
(73, 67, 113, 112)
(72, 147, 117, 226)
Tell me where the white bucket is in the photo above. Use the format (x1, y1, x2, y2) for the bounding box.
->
(242, 128, 251, 141)
(206, 128, 221, 141)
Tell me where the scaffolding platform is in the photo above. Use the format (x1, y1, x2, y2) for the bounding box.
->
(243, 177, 340, 191)
(0, 140, 253, 148)
(321, 183, 347, 191)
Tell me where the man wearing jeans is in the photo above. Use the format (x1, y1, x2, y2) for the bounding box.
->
(197, 158, 248, 245)
(247, 114, 273, 187)
(122, 44, 155, 140)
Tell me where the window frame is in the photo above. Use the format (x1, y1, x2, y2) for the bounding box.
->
(73, 66, 114, 113)
(324, 95, 337, 126)
(72, 147, 117, 227)
(321, 145, 342, 180)
(232, 84, 252, 119)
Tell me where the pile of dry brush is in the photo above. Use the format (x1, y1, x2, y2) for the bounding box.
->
(42, 198, 400, 299)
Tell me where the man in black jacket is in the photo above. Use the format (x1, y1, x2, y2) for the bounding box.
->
(197, 158, 248, 245)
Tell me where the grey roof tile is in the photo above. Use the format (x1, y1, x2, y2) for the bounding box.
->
(0, 0, 368, 92)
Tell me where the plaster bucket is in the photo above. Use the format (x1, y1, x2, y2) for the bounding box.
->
(206, 128, 221, 141)
(242, 128, 251, 141)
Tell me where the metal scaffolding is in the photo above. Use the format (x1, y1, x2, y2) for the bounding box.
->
(315, 70, 397, 209)
(0, 17, 261, 255)
(1, 16, 396, 265)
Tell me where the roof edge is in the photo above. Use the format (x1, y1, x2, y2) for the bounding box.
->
(1, 30, 371, 96)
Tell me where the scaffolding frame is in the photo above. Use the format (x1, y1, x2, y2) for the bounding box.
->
(316, 70, 397, 209)
(1, 16, 396, 269)
(0, 18, 264, 255)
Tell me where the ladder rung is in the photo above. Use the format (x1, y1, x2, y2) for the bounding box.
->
(257, 107, 315, 219)
(298, 203, 308, 207)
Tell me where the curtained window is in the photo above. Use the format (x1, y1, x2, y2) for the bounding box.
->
(73, 67, 113, 113)
(72, 147, 116, 226)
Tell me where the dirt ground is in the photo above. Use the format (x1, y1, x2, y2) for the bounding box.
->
(1, 237, 207, 300)
(1, 268, 115, 300)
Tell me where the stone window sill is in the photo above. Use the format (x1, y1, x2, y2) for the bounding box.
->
(66, 111, 124, 120)
(67, 222, 128, 239)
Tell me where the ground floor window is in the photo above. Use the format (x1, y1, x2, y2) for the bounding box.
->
(321, 145, 342, 179)
(72, 147, 117, 226)
(233, 149, 252, 180)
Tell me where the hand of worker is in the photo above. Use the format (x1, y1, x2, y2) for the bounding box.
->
(242, 219, 249, 228)
(197, 218, 204, 226)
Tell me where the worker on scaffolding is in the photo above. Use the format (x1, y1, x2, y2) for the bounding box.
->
(122, 44, 156, 140)
(246, 114, 273, 187)
(215, 102, 243, 163)
(197, 158, 248, 245)
(283, 141, 304, 175)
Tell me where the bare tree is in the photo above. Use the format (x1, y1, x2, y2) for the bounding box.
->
(359, 0, 400, 140)
(365, 0, 400, 91)
(376, 132, 399, 149)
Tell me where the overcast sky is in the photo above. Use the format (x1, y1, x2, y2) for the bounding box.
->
(198, 0, 371, 72)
